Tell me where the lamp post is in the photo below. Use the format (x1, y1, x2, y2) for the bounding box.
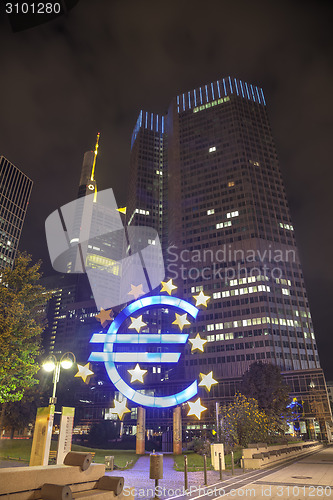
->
(42, 352, 76, 404)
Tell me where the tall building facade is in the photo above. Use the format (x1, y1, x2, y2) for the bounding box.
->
(0, 156, 33, 269)
(42, 141, 120, 427)
(127, 77, 332, 437)
(43, 141, 102, 359)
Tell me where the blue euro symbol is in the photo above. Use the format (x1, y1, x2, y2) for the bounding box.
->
(89, 296, 199, 408)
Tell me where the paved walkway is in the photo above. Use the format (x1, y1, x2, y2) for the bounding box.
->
(106, 454, 243, 497)
(106, 446, 333, 499)
(237, 446, 333, 499)
(0, 459, 27, 468)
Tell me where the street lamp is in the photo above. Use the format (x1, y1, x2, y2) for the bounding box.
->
(42, 352, 76, 404)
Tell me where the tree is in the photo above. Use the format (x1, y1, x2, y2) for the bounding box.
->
(220, 393, 270, 450)
(241, 362, 291, 429)
(1, 384, 50, 437)
(0, 253, 51, 404)
(88, 420, 121, 447)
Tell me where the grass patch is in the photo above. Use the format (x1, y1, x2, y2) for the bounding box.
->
(224, 448, 242, 468)
(173, 451, 212, 471)
(173, 448, 243, 471)
(0, 439, 32, 462)
(71, 444, 139, 469)
(0, 440, 139, 469)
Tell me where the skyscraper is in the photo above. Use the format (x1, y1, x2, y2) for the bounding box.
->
(0, 156, 33, 269)
(127, 77, 332, 437)
(43, 138, 103, 359)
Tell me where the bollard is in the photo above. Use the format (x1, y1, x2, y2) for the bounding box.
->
(218, 452, 223, 481)
(203, 453, 208, 486)
(231, 451, 234, 476)
(150, 453, 163, 499)
(184, 455, 188, 491)
(105, 455, 114, 471)
(242, 455, 245, 473)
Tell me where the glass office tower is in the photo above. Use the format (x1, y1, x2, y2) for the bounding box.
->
(0, 156, 33, 269)
(127, 77, 332, 437)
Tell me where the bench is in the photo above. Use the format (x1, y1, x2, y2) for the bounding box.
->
(0, 452, 133, 500)
(242, 440, 322, 469)
(49, 450, 96, 464)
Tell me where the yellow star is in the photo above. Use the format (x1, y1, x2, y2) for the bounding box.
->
(187, 398, 207, 420)
(160, 279, 177, 295)
(193, 291, 210, 307)
(172, 313, 190, 331)
(199, 371, 218, 392)
(128, 283, 145, 300)
(128, 364, 147, 383)
(95, 308, 114, 328)
(75, 363, 94, 383)
(189, 333, 207, 352)
(111, 399, 131, 421)
(129, 315, 147, 333)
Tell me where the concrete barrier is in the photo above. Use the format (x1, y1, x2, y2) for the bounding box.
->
(241, 441, 322, 469)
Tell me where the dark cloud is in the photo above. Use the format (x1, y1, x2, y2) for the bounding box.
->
(0, 0, 332, 376)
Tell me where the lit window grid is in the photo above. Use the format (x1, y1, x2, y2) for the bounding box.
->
(212, 284, 271, 299)
(204, 314, 309, 333)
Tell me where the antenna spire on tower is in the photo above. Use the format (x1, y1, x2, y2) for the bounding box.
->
(91, 132, 100, 181)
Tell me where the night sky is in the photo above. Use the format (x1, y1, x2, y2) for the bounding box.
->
(0, 0, 332, 378)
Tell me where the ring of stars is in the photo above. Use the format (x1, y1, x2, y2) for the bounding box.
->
(107, 282, 217, 421)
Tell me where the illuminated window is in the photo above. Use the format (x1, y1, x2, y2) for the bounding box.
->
(228, 181, 235, 187)
(216, 221, 232, 229)
(192, 97, 230, 114)
(207, 324, 215, 331)
(207, 209, 215, 215)
(209, 147, 216, 153)
(135, 208, 150, 215)
(226, 210, 239, 218)
(279, 222, 294, 231)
